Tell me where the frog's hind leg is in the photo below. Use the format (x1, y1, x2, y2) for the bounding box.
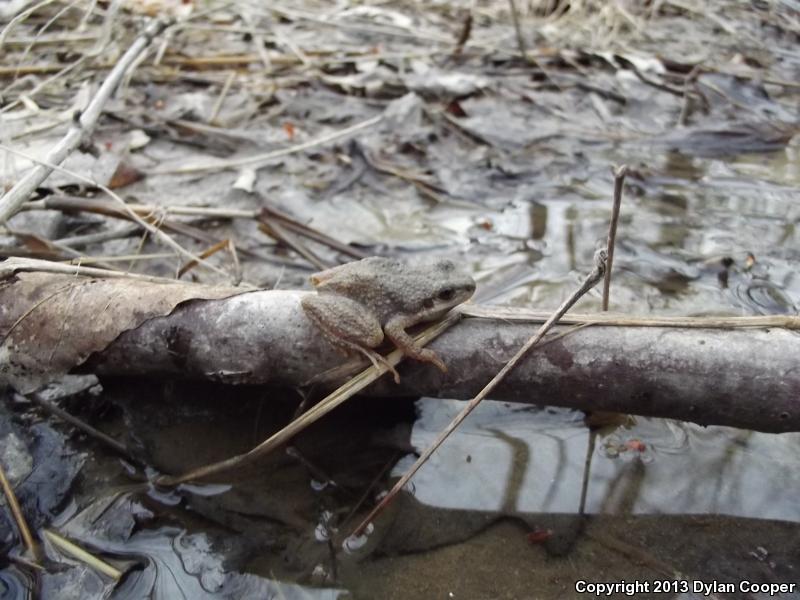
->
(301, 294, 400, 382)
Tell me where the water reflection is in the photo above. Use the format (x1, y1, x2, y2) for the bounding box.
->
(396, 398, 800, 522)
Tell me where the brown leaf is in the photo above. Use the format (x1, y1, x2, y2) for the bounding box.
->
(108, 160, 145, 189)
(0, 272, 241, 393)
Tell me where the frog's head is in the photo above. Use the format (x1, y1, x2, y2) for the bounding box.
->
(418, 259, 476, 320)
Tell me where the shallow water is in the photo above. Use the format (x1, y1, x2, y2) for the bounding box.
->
(3, 2, 800, 599)
(400, 399, 800, 521)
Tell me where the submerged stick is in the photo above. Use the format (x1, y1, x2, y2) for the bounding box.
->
(43, 530, 122, 580)
(0, 462, 41, 562)
(27, 392, 141, 465)
(349, 250, 607, 539)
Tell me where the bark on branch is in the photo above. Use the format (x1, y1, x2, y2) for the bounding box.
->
(2, 270, 795, 433)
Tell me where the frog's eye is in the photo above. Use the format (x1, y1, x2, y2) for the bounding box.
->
(438, 288, 455, 302)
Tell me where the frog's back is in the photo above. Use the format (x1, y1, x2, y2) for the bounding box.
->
(310, 257, 400, 290)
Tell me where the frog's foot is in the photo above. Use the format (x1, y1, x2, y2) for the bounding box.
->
(385, 323, 448, 374)
(412, 348, 447, 373)
(351, 345, 401, 384)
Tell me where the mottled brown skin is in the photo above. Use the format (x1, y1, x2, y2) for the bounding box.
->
(301, 256, 476, 382)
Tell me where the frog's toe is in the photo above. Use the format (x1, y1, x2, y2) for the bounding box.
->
(353, 346, 400, 383)
(418, 349, 447, 373)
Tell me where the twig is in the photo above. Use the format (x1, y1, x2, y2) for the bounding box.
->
(0, 55, 89, 114)
(24, 197, 258, 219)
(24, 196, 315, 268)
(208, 70, 236, 124)
(0, 144, 233, 280)
(151, 114, 383, 174)
(7, 228, 119, 271)
(452, 11, 472, 57)
(9, 554, 45, 572)
(0, 17, 172, 223)
(349, 250, 607, 540)
(270, 5, 455, 45)
(602, 165, 627, 310)
(578, 429, 596, 516)
(0, 256, 198, 284)
(43, 530, 122, 580)
(27, 392, 141, 465)
(0, 462, 41, 562)
(259, 206, 367, 260)
(678, 65, 703, 126)
(177, 238, 237, 279)
(508, 0, 527, 59)
(614, 56, 685, 97)
(258, 216, 329, 271)
(68, 253, 175, 264)
(55, 223, 140, 248)
(0, 0, 56, 49)
(26, 197, 362, 263)
(272, 25, 311, 67)
(240, 7, 272, 71)
(458, 306, 800, 330)
(153, 312, 463, 486)
(339, 451, 401, 530)
(2, 34, 98, 46)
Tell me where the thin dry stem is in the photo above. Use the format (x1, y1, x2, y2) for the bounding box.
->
(0, 144, 234, 281)
(508, 0, 528, 59)
(0, 461, 41, 562)
(602, 165, 627, 311)
(0, 256, 199, 284)
(350, 250, 607, 539)
(152, 114, 383, 174)
(43, 530, 122, 580)
(0, 17, 172, 222)
(208, 70, 236, 124)
(457, 306, 800, 330)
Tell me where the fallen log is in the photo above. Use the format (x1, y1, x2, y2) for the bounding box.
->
(2, 267, 799, 433)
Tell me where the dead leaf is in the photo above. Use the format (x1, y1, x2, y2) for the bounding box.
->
(0, 272, 242, 393)
(108, 160, 145, 189)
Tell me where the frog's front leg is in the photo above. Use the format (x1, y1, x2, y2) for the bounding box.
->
(301, 294, 400, 382)
(384, 315, 447, 373)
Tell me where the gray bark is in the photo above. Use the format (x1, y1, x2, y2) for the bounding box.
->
(82, 290, 800, 434)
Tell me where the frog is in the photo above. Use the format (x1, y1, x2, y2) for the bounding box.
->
(301, 256, 476, 382)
